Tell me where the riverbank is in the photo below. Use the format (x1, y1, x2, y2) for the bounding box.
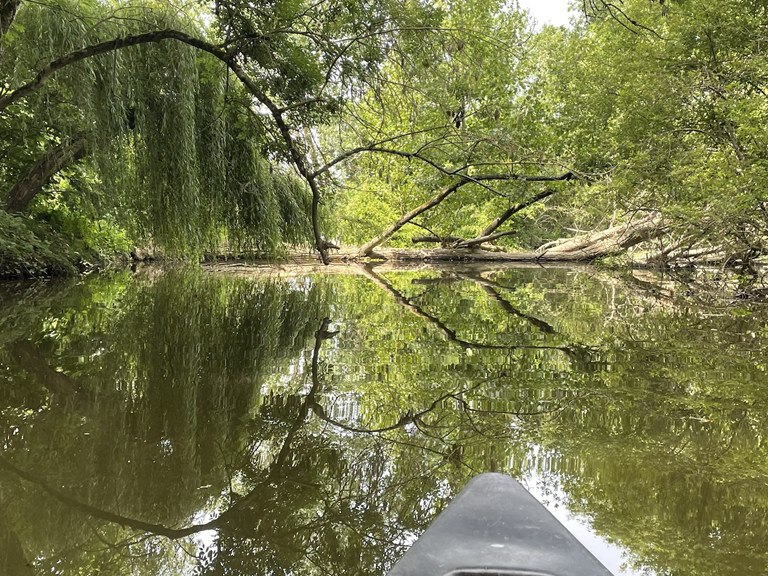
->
(0, 210, 134, 279)
(3, 213, 767, 304)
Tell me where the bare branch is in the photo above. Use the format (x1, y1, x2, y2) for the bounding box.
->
(359, 174, 572, 256)
(454, 229, 516, 248)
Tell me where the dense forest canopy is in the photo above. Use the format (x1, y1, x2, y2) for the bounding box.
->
(0, 0, 767, 274)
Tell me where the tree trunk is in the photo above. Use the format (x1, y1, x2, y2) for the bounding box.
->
(537, 214, 665, 259)
(350, 214, 666, 263)
(3, 138, 87, 213)
(0, 0, 21, 36)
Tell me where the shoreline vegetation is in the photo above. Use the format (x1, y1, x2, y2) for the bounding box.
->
(0, 209, 761, 273)
(2, 0, 768, 291)
(1, 209, 756, 281)
(4, 223, 767, 306)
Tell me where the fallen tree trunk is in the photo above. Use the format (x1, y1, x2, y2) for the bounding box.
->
(537, 214, 666, 260)
(348, 215, 667, 263)
(348, 247, 569, 262)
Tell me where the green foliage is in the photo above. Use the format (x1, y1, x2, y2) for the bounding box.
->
(324, 0, 768, 258)
(535, 0, 768, 255)
(0, 194, 137, 277)
(0, 210, 77, 276)
(323, 0, 597, 250)
(2, 0, 767, 266)
(1, 0, 314, 262)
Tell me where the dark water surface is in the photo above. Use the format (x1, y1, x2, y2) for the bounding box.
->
(1, 264, 767, 576)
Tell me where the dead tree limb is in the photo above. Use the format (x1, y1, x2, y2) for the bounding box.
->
(411, 235, 464, 246)
(358, 179, 468, 256)
(478, 189, 556, 239)
(407, 188, 556, 251)
(359, 173, 572, 257)
(537, 214, 666, 260)
(454, 229, 517, 249)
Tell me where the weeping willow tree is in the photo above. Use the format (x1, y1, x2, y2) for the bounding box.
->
(0, 0, 313, 259)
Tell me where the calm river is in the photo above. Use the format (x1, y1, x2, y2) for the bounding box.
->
(0, 263, 766, 575)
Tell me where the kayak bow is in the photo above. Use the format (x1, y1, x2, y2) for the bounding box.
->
(387, 473, 613, 576)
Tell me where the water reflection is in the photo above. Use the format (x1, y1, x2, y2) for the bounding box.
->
(1, 264, 767, 575)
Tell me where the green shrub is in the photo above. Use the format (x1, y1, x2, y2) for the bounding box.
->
(0, 210, 78, 277)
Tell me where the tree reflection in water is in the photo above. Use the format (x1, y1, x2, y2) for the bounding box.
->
(1, 265, 767, 575)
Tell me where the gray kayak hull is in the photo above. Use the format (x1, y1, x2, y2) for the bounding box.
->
(387, 473, 613, 576)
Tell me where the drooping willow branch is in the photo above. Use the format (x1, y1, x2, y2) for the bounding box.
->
(0, 22, 574, 264)
(0, 28, 334, 262)
(0, 29, 208, 112)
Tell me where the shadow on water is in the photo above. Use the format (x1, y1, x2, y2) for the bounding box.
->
(1, 265, 768, 575)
